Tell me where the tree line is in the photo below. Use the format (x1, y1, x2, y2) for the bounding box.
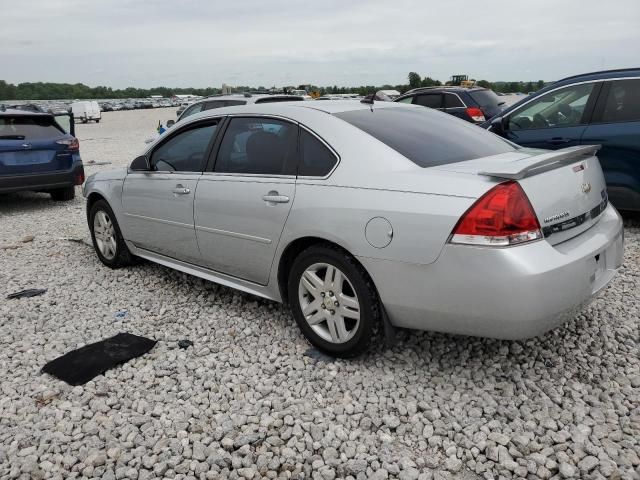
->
(0, 73, 548, 101)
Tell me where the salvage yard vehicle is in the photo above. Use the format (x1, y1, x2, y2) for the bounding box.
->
(173, 94, 306, 125)
(71, 100, 101, 123)
(83, 101, 624, 357)
(484, 68, 640, 211)
(395, 86, 507, 124)
(0, 108, 84, 200)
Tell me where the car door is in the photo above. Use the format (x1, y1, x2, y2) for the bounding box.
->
(121, 120, 220, 263)
(502, 82, 601, 149)
(194, 116, 298, 285)
(580, 78, 640, 210)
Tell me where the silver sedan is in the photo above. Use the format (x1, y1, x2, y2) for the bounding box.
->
(83, 101, 624, 357)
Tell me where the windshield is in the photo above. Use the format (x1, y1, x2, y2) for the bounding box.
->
(0, 115, 64, 140)
(469, 89, 503, 107)
(335, 107, 515, 168)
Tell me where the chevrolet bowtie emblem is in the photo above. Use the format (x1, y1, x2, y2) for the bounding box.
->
(581, 182, 592, 194)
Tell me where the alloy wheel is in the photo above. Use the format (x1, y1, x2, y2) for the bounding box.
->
(298, 262, 360, 344)
(93, 210, 117, 260)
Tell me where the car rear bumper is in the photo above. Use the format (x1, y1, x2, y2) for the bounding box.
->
(360, 204, 624, 339)
(0, 162, 84, 194)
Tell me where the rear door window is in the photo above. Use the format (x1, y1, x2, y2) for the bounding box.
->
(444, 94, 465, 108)
(601, 79, 640, 123)
(181, 103, 204, 119)
(298, 130, 338, 176)
(414, 94, 442, 109)
(0, 115, 64, 140)
(335, 107, 515, 168)
(214, 117, 298, 175)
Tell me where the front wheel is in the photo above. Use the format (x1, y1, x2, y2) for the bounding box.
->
(287, 245, 380, 357)
(89, 200, 135, 268)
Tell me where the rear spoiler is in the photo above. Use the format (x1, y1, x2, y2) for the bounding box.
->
(478, 145, 601, 180)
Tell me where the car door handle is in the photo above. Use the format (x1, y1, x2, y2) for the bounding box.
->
(262, 192, 290, 204)
(546, 137, 572, 145)
(172, 185, 191, 195)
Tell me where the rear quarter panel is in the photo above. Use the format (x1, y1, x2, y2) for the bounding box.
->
(282, 181, 475, 265)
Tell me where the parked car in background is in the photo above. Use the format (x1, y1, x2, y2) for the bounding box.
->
(0, 108, 83, 200)
(395, 86, 507, 124)
(83, 101, 622, 357)
(71, 101, 101, 123)
(172, 94, 306, 124)
(484, 68, 640, 211)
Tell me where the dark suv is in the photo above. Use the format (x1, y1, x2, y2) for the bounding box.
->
(483, 68, 640, 211)
(394, 86, 506, 124)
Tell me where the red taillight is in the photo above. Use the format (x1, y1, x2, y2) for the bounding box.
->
(466, 107, 485, 123)
(450, 181, 542, 246)
(74, 167, 85, 185)
(56, 137, 80, 151)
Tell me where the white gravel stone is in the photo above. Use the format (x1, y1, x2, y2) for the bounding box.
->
(0, 108, 639, 480)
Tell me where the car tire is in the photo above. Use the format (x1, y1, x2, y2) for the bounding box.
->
(288, 244, 380, 357)
(95, 119, 100, 123)
(89, 199, 135, 268)
(50, 186, 75, 201)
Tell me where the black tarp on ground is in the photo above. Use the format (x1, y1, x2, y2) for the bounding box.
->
(41, 333, 156, 385)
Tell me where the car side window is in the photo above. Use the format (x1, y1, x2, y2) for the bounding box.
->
(150, 123, 217, 172)
(298, 130, 338, 177)
(414, 94, 442, 109)
(601, 79, 640, 123)
(444, 93, 465, 108)
(397, 97, 413, 104)
(508, 83, 595, 130)
(181, 103, 204, 119)
(214, 117, 298, 175)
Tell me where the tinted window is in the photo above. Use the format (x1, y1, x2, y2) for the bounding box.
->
(468, 90, 502, 108)
(150, 123, 217, 172)
(396, 96, 413, 104)
(601, 79, 640, 123)
(299, 130, 337, 176)
(509, 83, 594, 130)
(203, 100, 247, 110)
(335, 108, 515, 168)
(0, 115, 64, 140)
(255, 96, 305, 104)
(181, 103, 204, 119)
(215, 117, 298, 175)
(414, 94, 442, 109)
(444, 93, 465, 108)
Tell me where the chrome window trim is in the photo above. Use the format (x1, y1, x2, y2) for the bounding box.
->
(443, 92, 467, 108)
(296, 124, 341, 181)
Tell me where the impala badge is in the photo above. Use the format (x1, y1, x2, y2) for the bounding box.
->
(544, 211, 570, 223)
(581, 182, 592, 194)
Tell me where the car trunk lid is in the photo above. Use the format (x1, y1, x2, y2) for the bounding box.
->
(435, 145, 609, 245)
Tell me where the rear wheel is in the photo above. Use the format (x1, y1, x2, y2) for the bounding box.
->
(95, 119, 100, 123)
(50, 186, 75, 201)
(287, 245, 380, 357)
(89, 200, 134, 268)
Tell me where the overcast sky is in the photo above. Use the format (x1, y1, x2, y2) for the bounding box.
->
(1, 0, 639, 88)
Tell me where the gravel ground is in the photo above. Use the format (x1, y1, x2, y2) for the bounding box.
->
(0, 108, 638, 480)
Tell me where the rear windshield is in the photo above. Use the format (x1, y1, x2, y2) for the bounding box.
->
(334, 107, 515, 167)
(469, 89, 502, 107)
(0, 115, 64, 140)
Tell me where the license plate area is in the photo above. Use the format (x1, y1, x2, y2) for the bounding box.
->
(0, 150, 54, 166)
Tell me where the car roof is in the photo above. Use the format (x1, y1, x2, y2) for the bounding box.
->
(552, 67, 640, 85)
(192, 94, 305, 104)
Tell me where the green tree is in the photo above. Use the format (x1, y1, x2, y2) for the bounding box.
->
(408, 72, 422, 89)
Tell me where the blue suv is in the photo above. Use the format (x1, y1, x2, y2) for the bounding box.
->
(395, 86, 507, 124)
(483, 68, 640, 212)
(0, 108, 84, 200)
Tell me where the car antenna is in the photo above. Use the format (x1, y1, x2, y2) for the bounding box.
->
(360, 93, 374, 111)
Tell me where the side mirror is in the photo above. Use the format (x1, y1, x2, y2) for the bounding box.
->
(130, 155, 150, 171)
(166, 119, 175, 128)
(490, 116, 506, 135)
